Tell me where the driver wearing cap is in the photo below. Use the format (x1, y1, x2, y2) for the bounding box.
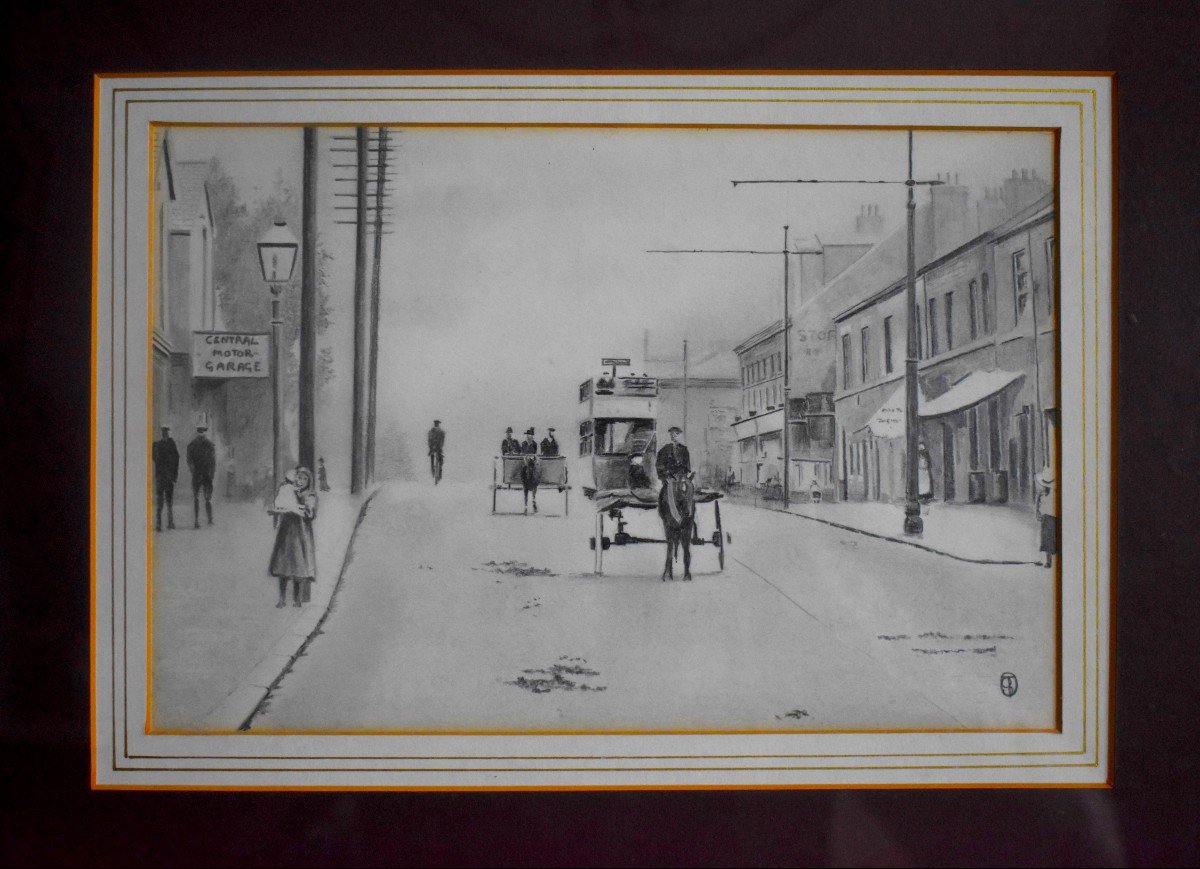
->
(655, 425, 691, 482)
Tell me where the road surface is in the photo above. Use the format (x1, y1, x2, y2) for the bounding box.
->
(251, 480, 1055, 732)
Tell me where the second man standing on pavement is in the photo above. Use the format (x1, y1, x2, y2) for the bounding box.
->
(186, 425, 216, 528)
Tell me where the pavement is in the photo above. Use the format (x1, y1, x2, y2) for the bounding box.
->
(246, 479, 1055, 733)
(149, 487, 368, 731)
(729, 489, 1044, 564)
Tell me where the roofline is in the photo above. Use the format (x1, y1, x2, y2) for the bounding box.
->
(659, 377, 739, 389)
(833, 195, 1056, 323)
(732, 319, 785, 354)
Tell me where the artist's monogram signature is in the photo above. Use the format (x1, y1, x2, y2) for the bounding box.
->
(1000, 672, 1019, 697)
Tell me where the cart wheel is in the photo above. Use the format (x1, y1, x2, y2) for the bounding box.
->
(714, 500, 726, 572)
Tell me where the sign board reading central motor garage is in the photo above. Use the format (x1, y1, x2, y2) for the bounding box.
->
(192, 332, 270, 378)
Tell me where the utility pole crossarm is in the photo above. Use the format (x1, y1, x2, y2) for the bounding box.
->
(645, 249, 820, 255)
(732, 178, 945, 186)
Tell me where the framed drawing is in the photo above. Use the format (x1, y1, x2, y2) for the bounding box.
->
(92, 71, 1114, 789)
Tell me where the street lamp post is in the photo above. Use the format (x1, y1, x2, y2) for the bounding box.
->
(732, 130, 942, 535)
(257, 220, 299, 490)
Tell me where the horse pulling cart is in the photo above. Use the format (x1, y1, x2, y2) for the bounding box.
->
(491, 454, 570, 515)
(577, 366, 730, 577)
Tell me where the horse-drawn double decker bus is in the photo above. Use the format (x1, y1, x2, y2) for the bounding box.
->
(575, 370, 661, 499)
(576, 363, 728, 576)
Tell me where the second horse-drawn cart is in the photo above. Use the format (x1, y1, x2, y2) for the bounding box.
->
(492, 454, 570, 515)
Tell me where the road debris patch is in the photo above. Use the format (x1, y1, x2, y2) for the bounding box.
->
(775, 709, 810, 721)
(521, 597, 542, 610)
(476, 560, 558, 577)
(507, 656, 606, 693)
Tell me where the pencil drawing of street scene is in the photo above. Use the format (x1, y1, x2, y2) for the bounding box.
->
(148, 125, 1060, 734)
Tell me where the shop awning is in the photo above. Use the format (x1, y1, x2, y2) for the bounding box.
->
(855, 369, 1024, 437)
(919, 369, 1024, 418)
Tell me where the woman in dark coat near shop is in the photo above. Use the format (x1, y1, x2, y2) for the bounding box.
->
(269, 466, 318, 607)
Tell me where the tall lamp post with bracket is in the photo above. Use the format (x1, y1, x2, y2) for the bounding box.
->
(257, 220, 299, 490)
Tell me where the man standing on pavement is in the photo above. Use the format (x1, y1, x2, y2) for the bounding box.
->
(152, 426, 179, 532)
(500, 427, 521, 456)
(539, 427, 559, 456)
(186, 425, 216, 528)
(427, 420, 445, 480)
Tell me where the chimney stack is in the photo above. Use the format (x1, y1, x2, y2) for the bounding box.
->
(855, 202, 885, 236)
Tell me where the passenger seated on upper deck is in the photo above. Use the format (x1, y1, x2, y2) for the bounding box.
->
(595, 374, 615, 393)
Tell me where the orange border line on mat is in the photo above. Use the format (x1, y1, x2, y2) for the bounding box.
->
(140, 118, 1064, 742)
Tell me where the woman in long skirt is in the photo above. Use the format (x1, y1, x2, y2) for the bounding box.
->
(1036, 466, 1058, 569)
(269, 466, 318, 607)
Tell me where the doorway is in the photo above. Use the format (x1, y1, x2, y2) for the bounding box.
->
(942, 423, 956, 501)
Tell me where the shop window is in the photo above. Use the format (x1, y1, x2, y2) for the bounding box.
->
(981, 273, 992, 334)
(969, 407, 980, 469)
(944, 292, 954, 351)
(968, 280, 979, 339)
(1012, 249, 1030, 323)
(808, 416, 834, 448)
(842, 333, 852, 389)
(884, 316, 894, 374)
(988, 398, 1003, 469)
(927, 298, 939, 356)
(860, 326, 870, 382)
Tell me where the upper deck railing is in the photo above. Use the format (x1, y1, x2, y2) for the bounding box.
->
(579, 375, 660, 402)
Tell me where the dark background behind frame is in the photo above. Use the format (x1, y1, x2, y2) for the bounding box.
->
(2, 1, 1197, 865)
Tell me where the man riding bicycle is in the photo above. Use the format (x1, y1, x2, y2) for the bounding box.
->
(427, 420, 445, 482)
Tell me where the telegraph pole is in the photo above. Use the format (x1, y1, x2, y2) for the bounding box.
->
(350, 127, 369, 493)
(365, 126, 389, 484)
(332, 129, 395, 491)
(298, 126, 318, 472)
(732, 130, 943, 534)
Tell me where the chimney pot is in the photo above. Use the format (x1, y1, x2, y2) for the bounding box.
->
(1021, 169, 1028, 180)
(1012, 170, 1018, 179)
(955, 173, 959, 185)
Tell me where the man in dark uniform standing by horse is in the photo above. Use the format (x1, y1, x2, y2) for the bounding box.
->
(655, 425, 694, 580)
